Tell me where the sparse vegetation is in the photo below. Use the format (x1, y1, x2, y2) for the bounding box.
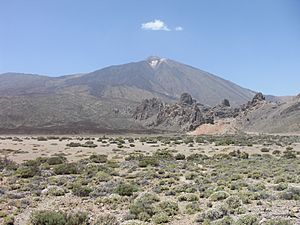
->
(30, 210, 88, 225)
(0, 134, 299, 224)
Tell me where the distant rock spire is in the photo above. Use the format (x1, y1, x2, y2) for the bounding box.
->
(179, 93, 194, 105)
(251, 92, 265, 104)
(221, 99, 230, 107)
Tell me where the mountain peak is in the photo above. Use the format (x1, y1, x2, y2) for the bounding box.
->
(146, 56, 167, 69)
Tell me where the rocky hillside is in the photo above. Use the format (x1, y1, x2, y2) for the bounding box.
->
(191, 93, 300, 135)
(238, 93, 300, 133)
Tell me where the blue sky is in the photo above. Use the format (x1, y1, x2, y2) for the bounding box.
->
(0, 0, 299, 96)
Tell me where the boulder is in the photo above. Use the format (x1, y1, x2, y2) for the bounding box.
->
(251, 92, 265, 104)
(221, 99, 230, 107)
(179, 93, 193, 105)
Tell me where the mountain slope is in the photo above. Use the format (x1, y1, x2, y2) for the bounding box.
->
(0, 57, 258, 133)
(0, 57, 255, 105)
(64, 57, 255, 106)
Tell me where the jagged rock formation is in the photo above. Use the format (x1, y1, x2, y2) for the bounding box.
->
(179, 93, 194, 105)
(133, 98, 165, 120)
(133, 93, 241, 131)
(251, 92, 265, 104)
(142, 92, 300, 134)
(133, 93, 214, 131)
(212, 102, 240, 119)
(241, 92, 266, 111)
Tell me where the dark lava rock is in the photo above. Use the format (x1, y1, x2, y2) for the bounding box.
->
(133, 98, 164, 120)
(133, 93, 246, 132)
(133, 93, 214, 131)
(252, 92, 265, 104)
(179, 93, 194, 105)
(221, 99, 230, 107)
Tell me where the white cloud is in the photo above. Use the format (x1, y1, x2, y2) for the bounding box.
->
(175, 26, 183, 31)
(141, 19, 170, 31)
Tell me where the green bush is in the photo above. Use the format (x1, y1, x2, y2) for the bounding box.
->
(46, 186, 65, 196)
(178, 193, 199, 202)
(215, 139, 235, 146)
(138, 156, 159, 167)
(95, 171, 111, 182)
(130, 193, 160, 221)
(3, 216, 15, 225)
(260, 148, 270, 153)
(226, 195, 242, 209)
(175, 153, 186, 160)
(0, 157, 17, 171)
(205, 204, 229, 221)
(23, 157, 46, 167)
(210, 191, 229, 201)
(213, 216, 234, 225)
(272, 150, 281, 155)
(37, 137, 48, 141)
(187, 153, 209, 161)
(152, 212, 169, 224)
(95, 214, 118, 225)
(280, 187, 300, 200)
(81, 141, 97, 148)
(16, 166, 39, 178)
(115, 183, 138, 196)
(89, 154, 108, 163)
(185, 203, 201, 214)
(47, 156, 66, 165)
(235, 214, 259, 225)
(54, 163, 78, 175)
(72, 184, 93, 197)
(274, 183, 288, 191)
(31, 210, 66, 225)
(264, 218, 292, 225)
(67, 142, 81, 147)
(282, 150, 297, 159)
(157, 201, 179, 216)
(153, 150, 174, 160)
(65, 212, 89, 225)
(31, 210, 88, 225)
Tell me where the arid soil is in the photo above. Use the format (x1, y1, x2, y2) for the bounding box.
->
(0, 134, 299, 225)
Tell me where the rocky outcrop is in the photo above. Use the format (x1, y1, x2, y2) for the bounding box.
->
(212, 106, 240, 119)
(133, 93, 214, 131)
(206, 99, 240, 119)
(133, 98, 165, 120)
(221, 99, 230, 107)
(134, 92, 300, 134)
(251, 92, 265, 104)
(155, 102, 214, 131)
(179, 93, 194, 105)
(241, 92, 266, 111)
(133, 93, 241, 132)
